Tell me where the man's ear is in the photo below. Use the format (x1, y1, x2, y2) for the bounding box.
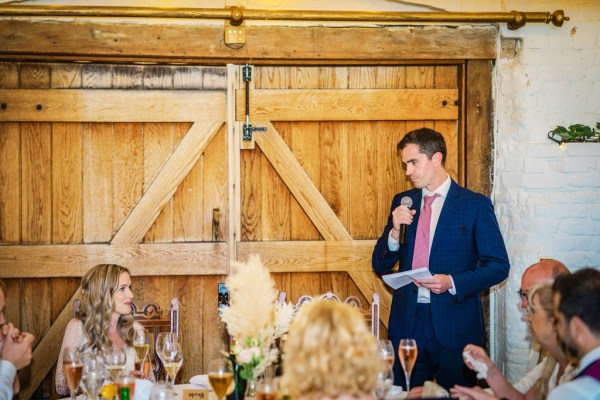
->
(432, 151, 443, 167)
(570, 315, 588, 341)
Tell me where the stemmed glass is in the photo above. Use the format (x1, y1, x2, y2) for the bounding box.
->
(81, 352, 105, 400)
(398, 339, 418, 393)
(374, 361, 394, 400)
(104, 345, 127, 383)
(134, 329, 151, 378)
(377, 339, 395, 369)
(159, 340, 183, 387)
(62, 346, 83, 400)
(208, 359, 234, 400)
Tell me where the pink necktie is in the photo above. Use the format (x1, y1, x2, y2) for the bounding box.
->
(412, 194, 440, 270)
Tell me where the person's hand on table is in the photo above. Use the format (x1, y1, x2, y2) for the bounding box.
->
(407, 385, 423, 398)
(450, 385, 498, 400)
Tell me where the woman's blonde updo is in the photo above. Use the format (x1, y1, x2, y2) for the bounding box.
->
(79, 264, 135, 352)
(282, 300, 379, 400)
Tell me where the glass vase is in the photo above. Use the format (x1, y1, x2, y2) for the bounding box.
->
(244, 377, 256, 400)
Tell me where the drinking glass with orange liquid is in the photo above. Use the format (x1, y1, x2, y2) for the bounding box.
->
(116, 370, 136, 400)
(63, 347, 83, 400)
(208, 359, 234, 400)
(256, 377, 279, 400)
(398, 339, 417, 392)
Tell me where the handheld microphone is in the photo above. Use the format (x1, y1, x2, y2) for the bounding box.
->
(399, 196, 413, 245)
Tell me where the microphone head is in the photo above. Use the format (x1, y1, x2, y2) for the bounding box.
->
(400, 196, 413, 209)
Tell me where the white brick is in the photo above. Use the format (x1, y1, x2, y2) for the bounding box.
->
(521, 174, 568, 189)
(590, 205, 600, 220)
(568, 173, 600, 188)
(559, 219, 600, 235)
(565, 143, 600, 156)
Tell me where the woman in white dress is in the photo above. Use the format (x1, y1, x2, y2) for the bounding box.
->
(55, 263, 147, 396)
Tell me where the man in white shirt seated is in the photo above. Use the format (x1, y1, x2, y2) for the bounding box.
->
(549, 268, 600, 400)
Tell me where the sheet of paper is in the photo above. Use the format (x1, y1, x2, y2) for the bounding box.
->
(382, 267, 432, 289)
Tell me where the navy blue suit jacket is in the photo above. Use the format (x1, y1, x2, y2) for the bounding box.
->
(372, 180, 509, 348)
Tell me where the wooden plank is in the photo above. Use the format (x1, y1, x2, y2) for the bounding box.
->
(143, 123, 175, 243)
(172, 123, 203, 242)
(237, 240, 373, 272)
(112, 65, 143, 89)
(254, 122, 351, 241)
(0, 20, 498, 62)
(51, 123, 83, 243)
(83, 122, 114, 243)
(201, 275, 228, 372)
(21, 122, 52, 243)
(143, 65, 174, 89)
(82, 64, 112, 89)
(112, 121, 224, 245)
(0, 122, 20, 243)
(19, 63, 50, 89)
(114, 123, 144, 236)
(0, 62, 19, 87)
(201, 124, 228, 242)
(465, 60, 493, 196)
(235, 88, 458, 121)
(50, 63, 82, 88)
(227, 64, 240, 265)
(0, 243, 228, 278)
(18, 289, 82, 400)
(0, 89, 226, 122)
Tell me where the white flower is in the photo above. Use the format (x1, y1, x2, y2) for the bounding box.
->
(237, 346, 261, 364)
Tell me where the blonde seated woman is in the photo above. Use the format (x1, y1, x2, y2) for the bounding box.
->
(282, 300, 381, 400)
(450, 281, 576, 400)
(55, 264, 150, 396)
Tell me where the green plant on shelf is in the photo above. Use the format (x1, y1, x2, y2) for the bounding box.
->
(548, 122, 600, 144)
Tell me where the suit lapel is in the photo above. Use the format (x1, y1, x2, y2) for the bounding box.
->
(431, 180, 462, 249)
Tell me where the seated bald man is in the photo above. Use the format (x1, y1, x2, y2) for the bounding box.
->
(519, 259, 570, 373)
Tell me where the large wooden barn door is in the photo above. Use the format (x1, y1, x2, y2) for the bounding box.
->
(235, 65, 460, 332)
(0, 62, 229, 398)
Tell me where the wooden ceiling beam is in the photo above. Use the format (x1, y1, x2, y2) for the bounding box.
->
(0, 19, 497, 63)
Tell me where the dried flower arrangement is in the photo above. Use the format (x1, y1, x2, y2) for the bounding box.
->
(220, 254, 295, 381)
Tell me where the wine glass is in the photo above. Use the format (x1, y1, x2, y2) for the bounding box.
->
(208, 359, 234, 400)
(374, 361, 394, 400)
(134, 329, 150, 378)
(104, 345, 127, 383)
(81, 352, 105, 400)
(377, 339, 395, 369)
(159, 340, 183, 387)
(62, 346, 83, 400)
(398, 339, 417, 393)
(150, 381, 175, 400)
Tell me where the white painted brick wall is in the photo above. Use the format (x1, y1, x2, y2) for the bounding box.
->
(493, 1, 600, 381)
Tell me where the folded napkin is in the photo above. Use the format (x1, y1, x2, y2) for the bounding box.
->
(385, 385, 406, 400)
(463, 350, 489, 380)
(422, 381, 449, 398)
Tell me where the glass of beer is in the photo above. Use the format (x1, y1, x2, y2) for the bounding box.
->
(62, 346, 83, 400)
(208, 359, 234, 400)
(398, 338, 418, 392)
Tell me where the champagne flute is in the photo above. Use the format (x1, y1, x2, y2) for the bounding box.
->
(81, 352, 105, 400)
(377, 339, 395, 369)
(62, 346, 83, 400)
(374, 361, 394, 400)
(398, 339, 417, 393)
(208, 359, 234, 400)
(104, 345, 127, 383)
(134, 329, 150, 378)
(156, 332, 179, 380)
(160, 341, 183, 387)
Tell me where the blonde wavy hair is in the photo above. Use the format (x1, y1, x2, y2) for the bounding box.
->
(528, 281, 561, 400)
(282, 300, 379, 400)
(79, 264, 135, 353)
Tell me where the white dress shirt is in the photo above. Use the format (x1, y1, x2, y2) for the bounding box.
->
(388, 175, 456, 302)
